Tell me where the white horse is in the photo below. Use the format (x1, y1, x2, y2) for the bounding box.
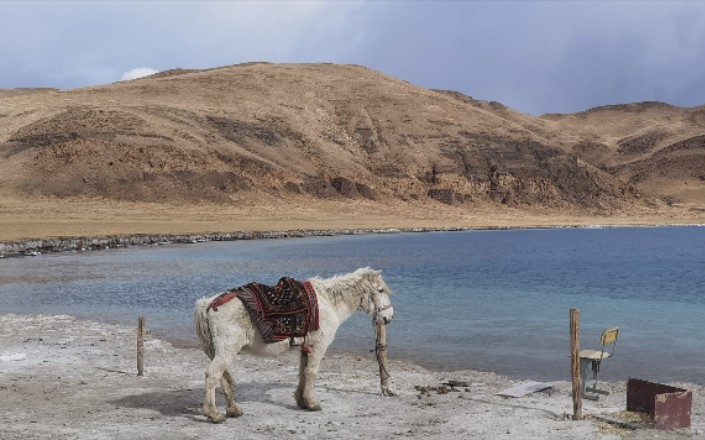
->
(194, 267, 394, 423)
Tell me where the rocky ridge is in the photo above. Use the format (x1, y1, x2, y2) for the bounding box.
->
(1, 63, 704, 216)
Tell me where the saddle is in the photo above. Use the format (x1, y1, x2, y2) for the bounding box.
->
(209, 277, 319, 344)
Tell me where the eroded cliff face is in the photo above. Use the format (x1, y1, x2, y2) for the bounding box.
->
(1, 63, 702, 213)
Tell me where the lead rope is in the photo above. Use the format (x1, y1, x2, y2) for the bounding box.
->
(375, 338, 397, 396)
(368, 292, 396, 396)
(371, 299, 389, 375)
(375, 340, 391, 379)
(373, 317, 396, 396)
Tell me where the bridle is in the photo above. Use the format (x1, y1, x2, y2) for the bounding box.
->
(359, 287, 392, 320)
(375, 302, 393, 314)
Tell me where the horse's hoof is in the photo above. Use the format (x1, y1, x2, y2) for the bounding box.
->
(208, 413, 226, 424)
(294, 393, 305, 409)
(302, 402, 321, 411)
(226, 405, 244, 418)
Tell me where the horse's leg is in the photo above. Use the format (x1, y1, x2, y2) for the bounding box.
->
(203, 354, 229, 423)
(295, 348, 325, 411)
(294, 350, 309, 408)
(203, 337, 244, 423)
(221, 369, 243, 418)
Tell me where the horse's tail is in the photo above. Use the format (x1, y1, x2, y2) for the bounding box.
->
(194, 297, 215, 360)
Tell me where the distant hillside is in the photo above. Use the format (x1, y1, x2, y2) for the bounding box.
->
(1, 63, 703, 214)
(541, 102, 705, 207)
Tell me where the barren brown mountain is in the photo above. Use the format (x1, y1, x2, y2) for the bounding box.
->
(1, 63, 703, 240)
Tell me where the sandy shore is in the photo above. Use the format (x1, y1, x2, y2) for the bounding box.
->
(2, 193, 704, 243)
(0, 314, 702, 439)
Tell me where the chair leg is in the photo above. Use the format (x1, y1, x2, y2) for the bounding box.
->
(579, 358, 592, 398)
(586, 387, 609, 395)
(584, 360, 609, 398)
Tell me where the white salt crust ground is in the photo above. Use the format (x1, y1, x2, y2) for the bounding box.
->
(0, 314, 702, 440)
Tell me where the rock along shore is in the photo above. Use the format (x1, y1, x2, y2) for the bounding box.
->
(0, 227, 472, 257)
(2, 223, 688, 258)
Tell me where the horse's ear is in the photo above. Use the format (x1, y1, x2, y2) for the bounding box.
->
(356, 267, 378, 277)
(366, 268, 382, 280)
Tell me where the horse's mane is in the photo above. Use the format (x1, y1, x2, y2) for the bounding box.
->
(311, 267, 388, 308)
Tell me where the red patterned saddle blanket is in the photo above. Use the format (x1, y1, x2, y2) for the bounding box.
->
(208, 277, 319, 343)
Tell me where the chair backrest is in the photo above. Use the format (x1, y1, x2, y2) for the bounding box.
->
(600, 327, 619, 357)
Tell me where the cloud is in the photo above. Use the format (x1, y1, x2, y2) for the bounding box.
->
(120, 67, 159, 82)
(2, 1, 705, 114)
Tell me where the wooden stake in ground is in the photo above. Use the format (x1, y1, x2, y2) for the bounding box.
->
(570, 309, 582, 420)
(137, 316, 145, 376)
(375, 324, 396, 396)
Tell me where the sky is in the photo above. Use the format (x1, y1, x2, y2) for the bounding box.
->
(2, 0, 705, 115)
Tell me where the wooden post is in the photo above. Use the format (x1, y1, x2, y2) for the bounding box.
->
(570, 309, 582, 420)
(137, 316, 145, 376)
(375, 324, 396, 396)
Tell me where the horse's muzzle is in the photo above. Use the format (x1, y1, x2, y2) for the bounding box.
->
(374, 314, 393, 326)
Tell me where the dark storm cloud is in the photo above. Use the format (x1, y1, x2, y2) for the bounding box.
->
(1, 1, 704, 115)
(347, 1, 705, 114)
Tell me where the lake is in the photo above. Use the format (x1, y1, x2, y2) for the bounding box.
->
(1, 226, 704, 385)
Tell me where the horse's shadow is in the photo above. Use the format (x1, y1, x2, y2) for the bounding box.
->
(110, 380, 300, 421)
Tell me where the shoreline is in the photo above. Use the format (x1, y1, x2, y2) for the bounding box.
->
(2, 223, 703, 258)
(1, 312, 703, 439)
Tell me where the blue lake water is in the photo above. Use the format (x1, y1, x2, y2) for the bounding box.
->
(1, 227, 704, 385)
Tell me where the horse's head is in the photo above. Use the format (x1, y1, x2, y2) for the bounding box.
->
(358, 268, 394, 325)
